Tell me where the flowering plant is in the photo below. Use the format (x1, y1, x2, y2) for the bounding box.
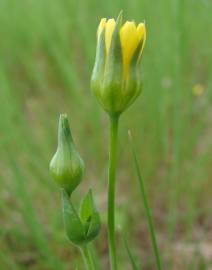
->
(49, 12, 162, 270)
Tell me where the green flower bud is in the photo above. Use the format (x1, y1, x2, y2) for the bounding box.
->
(91, 12, 146, 116)
(62, 189, 101, 245)
(50, 114, 84, 194)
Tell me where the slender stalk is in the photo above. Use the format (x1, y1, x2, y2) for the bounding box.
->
(122, 232, 139, 270)
(108, 115, 119, 270)
(89, 243, 101, 270)
(129, 132, 162, 270)
(81, 245, 96, 270)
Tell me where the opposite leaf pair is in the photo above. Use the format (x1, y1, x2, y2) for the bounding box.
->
(62, 189, 100, 245)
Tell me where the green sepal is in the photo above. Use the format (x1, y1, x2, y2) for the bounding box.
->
(104, 11, 123, 79)
(62, 189, 85, 245)
(122, 40, 144, 110)
(79, 189, 101, 243)
(101, 11, 123, 115)
(91, 28, 106, 104)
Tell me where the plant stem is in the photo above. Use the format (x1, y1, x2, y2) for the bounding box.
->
(108, 115, 119, 270)
(81, 245, 96, 270)
(89, 243, 101, 270)
(129, 132, 162, 270)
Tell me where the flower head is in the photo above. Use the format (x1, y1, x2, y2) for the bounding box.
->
(91, 12, 146, 116)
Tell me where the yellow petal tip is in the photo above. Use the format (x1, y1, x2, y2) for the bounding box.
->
(105, 19, 116, 54)
(97, 18, 106, 37)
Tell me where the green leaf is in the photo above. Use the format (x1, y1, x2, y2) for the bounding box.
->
(79, 189, 101, 242)
(61, 189, 85, 245)
(79, 189, 96, 222)
(86, 212, 101, 242)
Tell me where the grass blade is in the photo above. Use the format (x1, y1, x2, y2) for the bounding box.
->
(128, 130, 162, 270)
(122, 233, 140, 270)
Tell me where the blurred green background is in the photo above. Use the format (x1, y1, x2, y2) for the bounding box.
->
(0, 0, 211, 269)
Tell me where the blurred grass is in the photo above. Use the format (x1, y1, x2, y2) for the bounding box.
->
(0, 0, 211, 269)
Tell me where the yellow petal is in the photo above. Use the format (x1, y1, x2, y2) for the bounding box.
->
(105, 19, 116, 55)
(97, 18, 106, 38)
(120, 21, 140, 76)
(137, 22, 146, 60)
(137, 23, 145, 41)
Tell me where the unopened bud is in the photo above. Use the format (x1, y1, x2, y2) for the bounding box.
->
(50, 114, 84, 194)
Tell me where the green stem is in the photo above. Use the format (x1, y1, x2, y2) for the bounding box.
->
(108, 115, 119, 270)
(81, 245, 96, 270)
(129, 133, 162, 270)
(89, 243, 101, 270)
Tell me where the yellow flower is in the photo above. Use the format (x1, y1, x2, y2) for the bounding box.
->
(97, 17, 146, 78)
(91, 12, 146, 116)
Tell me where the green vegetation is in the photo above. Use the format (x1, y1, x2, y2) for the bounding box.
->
(0, 0, 211, 269)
